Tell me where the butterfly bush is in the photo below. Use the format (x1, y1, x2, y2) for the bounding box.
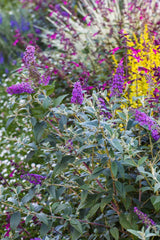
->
(21, 173, 46, 185)
(110, 62, 124, 97)
(22, 45, 36, 68)
(133, 109, 160, 141)
(6, 82, 35, 95)
(71, 81, 83, 104)
(134, 207, 156, 227)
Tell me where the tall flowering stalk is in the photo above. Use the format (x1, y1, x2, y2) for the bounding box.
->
(134, 207, 156, 227)
(71, 81, 83, 105)
(133, 109, 160, 141)
(125, 25, 160, 107)
(110, 62, 124, 97)
(22, 45, 36, 68)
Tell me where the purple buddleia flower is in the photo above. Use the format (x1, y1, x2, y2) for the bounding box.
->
(134, 207, 156, 227)
(0, 52, 4, 64)
(39, 75, 51, 85)
(30, 238, 41, 240)
(133, 109, 160, 141)
(10, 17, 19, 29)
(34, 27, 41, 34)
(22, 45, 36, 68)
(71, 81, 83, 105)
(110, 62, 124, 97)
(21, 174, 46, 185)
(0, 14, 3, 24)
(55, 4, 70, 17)
(6, 82, 35, 95)
(20, 16, 30, 32)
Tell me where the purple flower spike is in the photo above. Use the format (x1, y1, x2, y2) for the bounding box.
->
(134, 207, 156, 227)
(21, 174, 46, 186)
(30, 238, 42, 240)
(6, 82, 35, 95)
(0, 14, 3, 24)
(110, 62, 124, 97)
(23, 45, 36, 68)
(71, 81, 83, 105)
(134, 110, 160, 141)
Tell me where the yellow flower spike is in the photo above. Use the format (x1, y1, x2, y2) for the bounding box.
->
(125, 25, 160, 107)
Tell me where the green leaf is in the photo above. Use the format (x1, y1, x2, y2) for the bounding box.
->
(10, 212, 21, 230)
(16, 186, 22, 194)
(43, 134, 56, 147)
(111, 161, 118, 178)
(151, 196, 160, 211)
(53, 94, 68, 107)
(25, 215, 33, 225)
(138, 156, 148, 166)
(115, 182, 126, 199)
(70, 219, 83, 234)
(43, 81, 55, 96)
(25, 150, 35, 161)
(71, 229, 81, 240)
(21, 188, 35, 204)
(87, 203, 100, 218)
(119, 213, 138, 230)
(89, 167, 104, 180)
(80, 119, 98, 128)
(40, 223, 51, 237)
(42, 97, 51, 110)
(31, 117, 37, 127)
(127, 119, 134, 130)
(54, 204, 69, 214)
(77, 191, 88, 210)
(30, 203, 42, 212)
(110, 227, 119, 240)
(77, 144, 97, 154)
(53, 156, 75, 175)
(6, 117, 15, 128)
(48, 185, 57, 199)
(100, 196, 112, 212)
(36, 213, 48, 225)
(118, 163, 125, 180)
(110, 139, 123, 153)
(127, 229, 144, 239)
(59, 115, 67, 131)
(154, 183, 160, 193)
(33, 121, 47, 143)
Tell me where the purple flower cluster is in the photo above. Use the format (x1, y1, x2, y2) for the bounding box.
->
(134, 109, 160, 141)
(21, 174, 46, 185)
(0, 14, 2, 24)
(110, 62, 124, 97)
(6, 82, 35, 95)
(23, 45, 36, 68)
(0, 52, 4, 64)
(55, 4, 70, 17)
(71, 81, 83, 105)
(39, 75, 51, 85)
(30, 238, 41, 240)
(134, 207, 156, 227)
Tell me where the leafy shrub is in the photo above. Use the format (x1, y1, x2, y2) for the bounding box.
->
(1, 0, 160, 239)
